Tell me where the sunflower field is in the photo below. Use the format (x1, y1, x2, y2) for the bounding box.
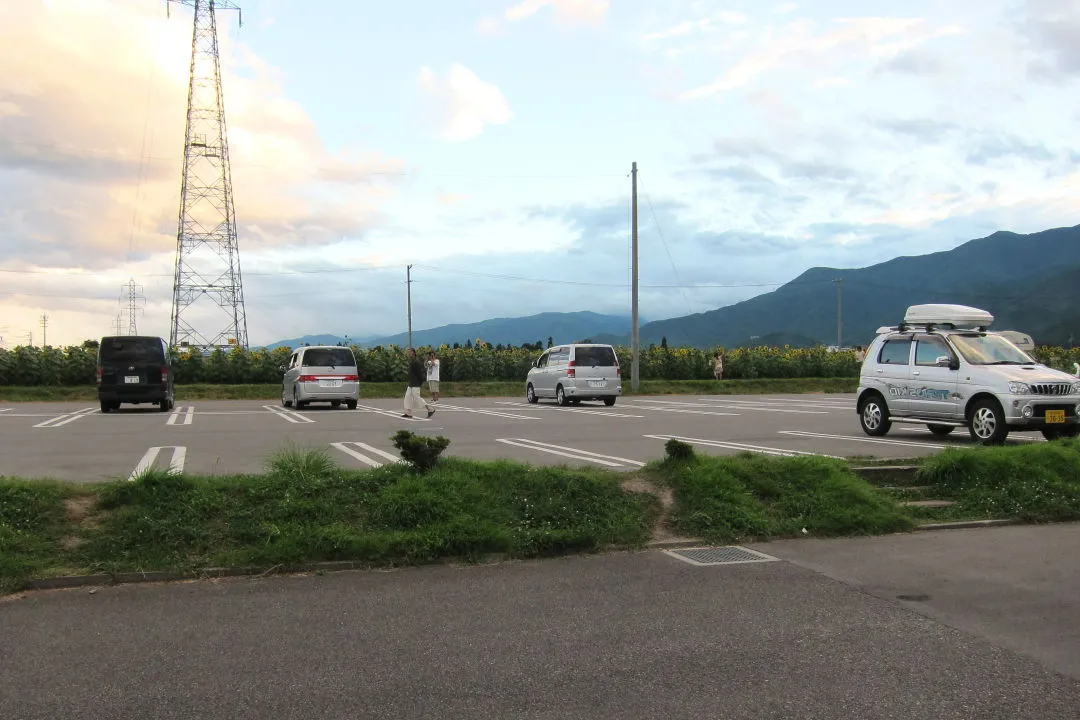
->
(1, 341, 1078, 387)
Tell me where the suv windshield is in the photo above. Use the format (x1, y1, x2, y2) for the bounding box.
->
(949, 333, 1034, 366)
(574, 346, 617, 366)
(99, 338, 164, 364)
(302, 348, 355, 367)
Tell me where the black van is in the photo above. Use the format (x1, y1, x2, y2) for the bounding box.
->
(96, 336, 175, 413)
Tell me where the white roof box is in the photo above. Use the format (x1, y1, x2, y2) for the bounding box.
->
(904, 304, 994, 329)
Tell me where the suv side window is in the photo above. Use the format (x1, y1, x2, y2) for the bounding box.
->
(915, 336, 951, 366)
(878, 338, 912, 365)
(289, 353, 299, 369)
(536, 352, 548, 368)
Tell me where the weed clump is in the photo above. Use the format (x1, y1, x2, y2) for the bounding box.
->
(392, 430, 451, 472)
(664, 438, 695, 462)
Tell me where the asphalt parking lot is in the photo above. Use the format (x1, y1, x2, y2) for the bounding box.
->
(0, 392, 1047, 482)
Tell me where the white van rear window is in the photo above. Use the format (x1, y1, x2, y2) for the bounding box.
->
(574, 346, 617, 366)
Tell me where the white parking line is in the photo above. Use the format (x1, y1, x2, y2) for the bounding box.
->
(435, 403, 541, 420)
(494, 401, 645, 418)
(261, 405, 315, 424)
(0, 408, 10, 412)
(166, 405, 195, 426)
(623, 404, 740, 418)
(331, 441, 403, 468)
(496, 438, 644, 468)
(353, 403, 429, 421)
(778, 430, 947, 450)
(699, 397, 852, 410)
(635, 399, 827, 415)
(905, 426, 1047, 443)
(33, 407, 97, 428)
(128, 445, 187, 481)
(645, 434, 842, 459)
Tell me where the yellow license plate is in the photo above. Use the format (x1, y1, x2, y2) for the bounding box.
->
(1045, 410, 1066, 424)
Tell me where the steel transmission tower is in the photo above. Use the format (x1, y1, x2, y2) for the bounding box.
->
(121, 279, 147, 335)
(167, 0, 248, 352)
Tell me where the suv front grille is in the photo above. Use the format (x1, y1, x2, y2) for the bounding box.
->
(1030, 383, 1073, 396)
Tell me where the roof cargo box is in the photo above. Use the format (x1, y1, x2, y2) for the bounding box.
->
(904, 304, 994, 329)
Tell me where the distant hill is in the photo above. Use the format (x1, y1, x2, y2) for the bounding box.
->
(265, 312, 635, 351)
(603, 225, 1080, 348)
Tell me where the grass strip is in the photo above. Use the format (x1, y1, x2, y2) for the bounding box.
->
(648, 443, 916, 543)
(915, 437, 1080, 523)
(0, 377, 857, 402)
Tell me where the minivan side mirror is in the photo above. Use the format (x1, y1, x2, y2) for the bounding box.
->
(937, 355, 959, 371)
(278, 364, 286, 373)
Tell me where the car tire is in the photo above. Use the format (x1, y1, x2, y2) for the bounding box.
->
(526, 384, 538, 404)
(556, 385, 568, 406)
(159, 398, 171, 412)
(346, 400, 357, 410)
(603, 397, 616, 406)
(968, 398, 1009, 445)
(100, 401, 112, 413)
(859, 393, 891, 436)
(331, 400, 341, 409)
(927, 424, 954, 436)
(282, 387, 292, 407)
(1042, 426, 1079, 441)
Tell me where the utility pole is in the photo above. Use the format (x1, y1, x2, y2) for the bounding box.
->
(40, 314, 48, 348)
(630, 162, 640, 391)
(406, 264, 414, 349)
(834, 278, 843, 349)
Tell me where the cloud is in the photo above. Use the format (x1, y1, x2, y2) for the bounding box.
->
(678, 17, 964, 100)
(417, 65, 514, 142)
(1021, 0, 1080, 79)
(643, 12, 748, 42)
(874, 47, 947, 75)
(0, 0, 405, 271)
(505, 0, 609, 25)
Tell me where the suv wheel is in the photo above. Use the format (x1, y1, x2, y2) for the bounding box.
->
(859, 394, 891, 436)
(968, 398, 1008, 445)
(526, 384, 538, 404)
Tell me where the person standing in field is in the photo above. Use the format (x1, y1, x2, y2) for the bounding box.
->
(713, 351, 724, 380)
(403, 348, 435, 419)
(426, 351, 441, 402)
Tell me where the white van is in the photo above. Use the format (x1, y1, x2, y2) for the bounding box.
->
(525, 344, 622, 406)
(281, 345, 360, 410)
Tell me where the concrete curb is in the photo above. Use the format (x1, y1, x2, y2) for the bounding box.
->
(913, 518, 1021, 531)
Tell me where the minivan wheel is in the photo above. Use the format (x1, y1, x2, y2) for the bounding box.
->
(100, 401, 112, 413)
(556, 385, 568, 406)
(331, 400, 341, 409)
(859, 394, 891, 436)
(968, 398, 1008, 445)
(603, 397, 616, 407)
(526, 384, 538, 404)
(345, 400, 357, 410)
(282, 387, 292, 407)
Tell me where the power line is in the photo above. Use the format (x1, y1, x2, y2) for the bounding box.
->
(642, 189, 693, 315)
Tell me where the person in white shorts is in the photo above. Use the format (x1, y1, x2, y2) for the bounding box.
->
(426, 351, 441, 402)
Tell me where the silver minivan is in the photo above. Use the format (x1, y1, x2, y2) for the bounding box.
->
(526, 343, 622, 406)
(281, 345, 360, 409)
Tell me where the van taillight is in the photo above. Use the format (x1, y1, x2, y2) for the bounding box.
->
(615, 363, 620, 377)
(160, 366, 169, 383)
(95, 367, 102, 385)
(297, 375, 318, 382)
(566, 360, 576, 378)
(341, 375, 359, 381)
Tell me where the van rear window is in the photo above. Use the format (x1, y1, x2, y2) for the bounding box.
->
(99, 338, 164, 363)
(574, 346, 617, 366)
(302, 348, 355, 367)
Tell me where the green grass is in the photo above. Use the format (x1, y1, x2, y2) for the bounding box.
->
(915, 437, 1080, 523)
(0, 480, 85, 594)
(647, 448, 915, 543)
(0, 377, 857, 402)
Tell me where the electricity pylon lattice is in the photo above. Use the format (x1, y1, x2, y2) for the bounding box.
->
(121, 279, 146, 335)
(168, 0, 248, 352)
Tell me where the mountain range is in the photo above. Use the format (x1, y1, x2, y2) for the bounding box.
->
(265, 224, 1080, 351)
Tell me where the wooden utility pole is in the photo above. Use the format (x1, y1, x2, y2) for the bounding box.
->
(631, 162, 640, 391)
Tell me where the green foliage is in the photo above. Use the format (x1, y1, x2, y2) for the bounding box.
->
(651, 452, 914, 543)
(3, 339, 1077, 387)
(0, 480, 73, 594)
(391, 430, 451, 472)
(664, 439, 695, 462)
(915, 438, 1080, 522)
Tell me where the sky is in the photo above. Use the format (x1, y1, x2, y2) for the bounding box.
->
(2, 0, 1080, 348)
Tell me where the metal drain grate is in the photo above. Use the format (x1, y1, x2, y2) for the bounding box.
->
(664, 546, 780, 566)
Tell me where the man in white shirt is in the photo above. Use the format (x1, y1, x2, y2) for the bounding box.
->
(425, 351, 441, 402)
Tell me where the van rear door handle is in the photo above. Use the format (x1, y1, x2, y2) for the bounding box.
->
(912, 370, 920, 376)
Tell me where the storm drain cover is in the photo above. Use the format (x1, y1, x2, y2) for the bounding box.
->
(664, 546, 780, 566)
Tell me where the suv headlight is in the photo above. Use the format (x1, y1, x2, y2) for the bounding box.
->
(1008, 381, 1031, 394)
(1072, 382, 1080, 395)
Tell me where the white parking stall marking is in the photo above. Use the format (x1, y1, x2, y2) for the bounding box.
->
(33, 407, 97, 428)
(496, 438, 644, 468)
(331, 441, 403, 468)
(434, 403, 540, 420)
(905, 426, 1047, 443)
(353, 403, 429, 421)
(128, 446, 187, 481)
(0, 407, 10, 412)
(645, 434, 842, 459)
(634, 399, 827, 415)
(261, 404, 316, 424)
(778, 430, 947, 450)
(494, 401, 645, 418)
(698, 397, 851, 411)
(166, 405, 195, 426)
(623, 403, 740, 418)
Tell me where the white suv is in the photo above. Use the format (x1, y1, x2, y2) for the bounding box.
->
(526, 344, 622, 406)
(856, 304, 1080, 445)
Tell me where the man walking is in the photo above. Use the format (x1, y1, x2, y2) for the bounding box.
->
(426, 351, 441, 402)
(403, 348, 435, 419)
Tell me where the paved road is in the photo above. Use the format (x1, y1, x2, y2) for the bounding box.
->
(0, 394, 1048, 482)
(2, 525, 1078, 719)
